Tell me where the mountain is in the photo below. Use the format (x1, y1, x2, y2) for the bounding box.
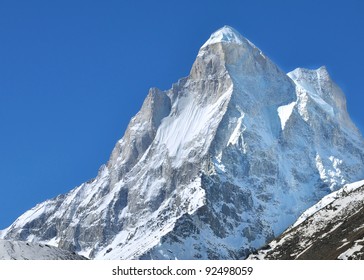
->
(247, 179, 364, 260)
(2, 26, 364, 260)
(0, 239, 87, 260)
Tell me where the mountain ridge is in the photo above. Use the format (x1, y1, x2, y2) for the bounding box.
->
(0, 239, 87, 260)
(247, 179, 364, 260)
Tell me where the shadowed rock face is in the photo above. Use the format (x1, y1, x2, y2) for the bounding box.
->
(248, 180, 364, 260)
(2, 26, 364, 260)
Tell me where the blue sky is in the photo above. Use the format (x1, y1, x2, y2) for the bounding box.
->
(0, 0, 363, 229)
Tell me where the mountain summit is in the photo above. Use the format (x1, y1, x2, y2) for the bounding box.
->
(2, 26, 364, 259)
(200, 25, 251, 48)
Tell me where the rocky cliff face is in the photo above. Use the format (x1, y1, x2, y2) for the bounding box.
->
(2, 26, 364, 259)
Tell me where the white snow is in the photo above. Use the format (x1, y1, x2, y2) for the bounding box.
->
(338, 239, 364, 260)
(315, 154, 346, 191)
(295, 88, 310, 121)
(315, 154, 327, 181)
(288, 67, 335, 118)
(337, 239, 350, 250)
(43, 237, 59, 247)
(179, 177, 205, 215)
(277, 101, 296, 130)
(201, 25, 245, 49)
(94, 177, 206, 260)
(11, 204, 46, 227)
(249, 179, 364, 260)
(292, 179, 364, 228)
(155, 85, 233, 167)
(227, 107, 247, 153)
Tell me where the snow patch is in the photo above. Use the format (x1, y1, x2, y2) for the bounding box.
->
(338, 240, 364, 260)
(180, 177, 205, 215)
(277, 101, 296, 130)
(227, 107, 246, 152)
(315, 154, 345, 190)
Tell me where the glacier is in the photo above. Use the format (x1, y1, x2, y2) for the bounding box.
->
(2, 26, 364, 259)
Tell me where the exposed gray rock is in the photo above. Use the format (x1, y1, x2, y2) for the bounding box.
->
(0, 239, 87, 260)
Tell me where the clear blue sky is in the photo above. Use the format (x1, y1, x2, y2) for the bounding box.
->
(0, 0, 363, 229)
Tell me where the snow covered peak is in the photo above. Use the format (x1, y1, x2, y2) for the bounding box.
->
(288, 66, 359, 132)
(2, 26, 364, 261)
(199, 25, 261, 53)
(200, 25, 247, 48)
(193, 25, 287, 95)
(288, 66, 328, 82)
